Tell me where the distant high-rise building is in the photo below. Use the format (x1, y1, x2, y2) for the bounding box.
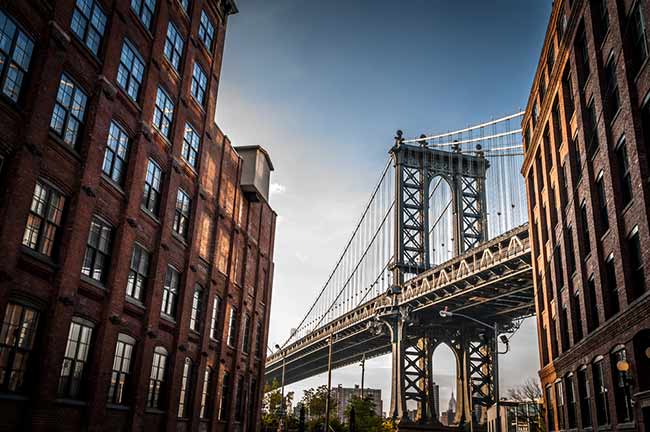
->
(522, 0, 650, 431)
(440, 392, 457, 426)
(432, 381, 440, 418)
(333, 384, 383, 423)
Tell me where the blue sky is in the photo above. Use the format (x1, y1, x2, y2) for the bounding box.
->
(216, 0, 552, 413)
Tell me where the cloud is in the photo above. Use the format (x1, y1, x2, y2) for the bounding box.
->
(270, 182, 287, 195)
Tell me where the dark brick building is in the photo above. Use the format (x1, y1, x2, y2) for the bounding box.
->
(522, 0, 650, 431)
(0, 1, 277, 432)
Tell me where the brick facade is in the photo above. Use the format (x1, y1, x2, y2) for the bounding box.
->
(0, 1, 276, 432)
(522, 0, 650, 431)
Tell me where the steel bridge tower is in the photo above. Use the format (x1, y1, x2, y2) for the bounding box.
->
(379, 131, 495, 430)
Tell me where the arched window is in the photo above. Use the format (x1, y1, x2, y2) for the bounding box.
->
(108, 333, 136, 405)
(190, 285, 203, 332)
(0, 302, 40, 393)
(200, 366, 214, 419)
(178, 357, 193, 418)
(58, 317, 94, 398)
(610, 345, 633, 423)
(147, 346, 168, 409)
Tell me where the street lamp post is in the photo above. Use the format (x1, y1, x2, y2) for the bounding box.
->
(275, 344, 287, 432)
(360, 354, 366, 399)
(439, 309, 509, 432)
(325, 335, 334, 432)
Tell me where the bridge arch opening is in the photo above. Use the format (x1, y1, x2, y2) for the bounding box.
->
(431, 341, 461, 426)
(428, 175, 455, 265)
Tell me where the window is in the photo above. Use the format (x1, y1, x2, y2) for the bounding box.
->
(161, 266, 180, 318)
(593, 359, 610, 425)
(71, 0, 107, 55)
(182, 122, 200, 168)
(595, 172, 609, 233)
(585, 101, 599, 157)
(562, 67, 574, 118)
(22, 181, 65, 257)
(198, 11, 215, 51)
(576, 24, 590, 84)
(580, 203, 591, 256)
(255, 322, 263, 358)
(126, 243, 149, 301)
(164, 22, 184, 72)
(117, 40, 145, 101)
(555, 380, 565, 430)
(560, 303, 570, 350)
(131, 0, 156, 30)
(611, 348, 634, 423)
(604, 56, 620, 120)
(227, 306, 237, 347)
(628, 227, 645, 298)
(538, 76, 546, 103)
(235, 376, 245, 422)
(218, 371, 230, 420)
(604, 254, 620, 318)
(178, 357, 193, 418)
(50, 73, 88, 148)
(587, 277, 600, 332)
(200, 367, 213, 419)
(541, 325, 549, 366)
(189, 285, 203, 332)
(142, 159, 163, 215)
(173, 189, 191, 239)
(578, 367, 592, 427)
(0, 303, 39, 393)
(547, 42, 555, 73)
(572, 290, 583, 342)
(560, 162, 569, 207)
(191, 62, 207, 106)
(147, 346, 167, 409)
(216, 228, 231, 273)
(152, 87, 174, 139)
(108, 333, 135, 405)
(210, 296, 221, 340)
(198, 214, 212, 260)
(565, 374, 577, 428)
(102, 121, 130, 185)
(616, 137, 632, 207)
(242, 314, 251, 354)
(594, 0, 609, 43)
(565, 227, 576, 275)
(58, 318, 93, 398)
(629, 1, 648, 76)
(81, 217, 112, 283)
(546, 384, 556, 431)
(532, 102, 539, 128)
(0, 11, 34, 103)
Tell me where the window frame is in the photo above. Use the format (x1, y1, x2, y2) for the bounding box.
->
(152, 86, 175, 139)
(102, 120, 130, 185)
(107, 333, 136, 405)
(0, 302, 40, 393)
(142, 158, 163, 215)
(22, 180, 66, 257)
(58, 317, 94, 399)
(50, 73, 88, 148)
(81, 216, 113, 283)
(189, 284, 203, 332)
(0, 10, 35, 104)
(190, 62, 208, 107)
(70, 0, 107, 56)
(130, 0, 157, 31)
(199, 366, 213, 419)
(172, 188, 192, 239)
(161, 266, 180, 319)
(126, 243, 150, 302)
(146, 345, 168, 409)
(209, 295, 221, 340)
(198, 10, 215, 51)
(181, 122, 201, 169)
(177, 357, 193, 418)
(116, 39, 145, 102)
(227, 306, 237, 348)
(163, 22, 184, 72)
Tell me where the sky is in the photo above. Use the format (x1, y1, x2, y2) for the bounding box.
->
(215, 0, 552, 414)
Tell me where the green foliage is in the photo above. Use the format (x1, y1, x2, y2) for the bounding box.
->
(301, 385, 337, 419)
(344, 396, 383, 432)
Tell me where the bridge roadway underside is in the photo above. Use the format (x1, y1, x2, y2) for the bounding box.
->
(265, 225, 534, 388)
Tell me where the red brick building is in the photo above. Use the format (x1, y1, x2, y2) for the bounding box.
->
(0, 1, 277, 432)
(522, 0, 649, 431)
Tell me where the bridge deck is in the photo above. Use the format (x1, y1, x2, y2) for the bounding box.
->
(265, 224, 534, 386)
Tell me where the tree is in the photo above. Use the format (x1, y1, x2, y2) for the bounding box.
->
(301, 385, 336, 420)
(507, 378, 546, 432)
(344, 396, 383, 432)
(262, 379, 295, 431)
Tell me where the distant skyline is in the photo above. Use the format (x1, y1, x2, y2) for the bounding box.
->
(216, 0, 552, 408)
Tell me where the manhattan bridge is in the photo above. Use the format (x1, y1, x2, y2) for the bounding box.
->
(265, 112, 535, 431)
